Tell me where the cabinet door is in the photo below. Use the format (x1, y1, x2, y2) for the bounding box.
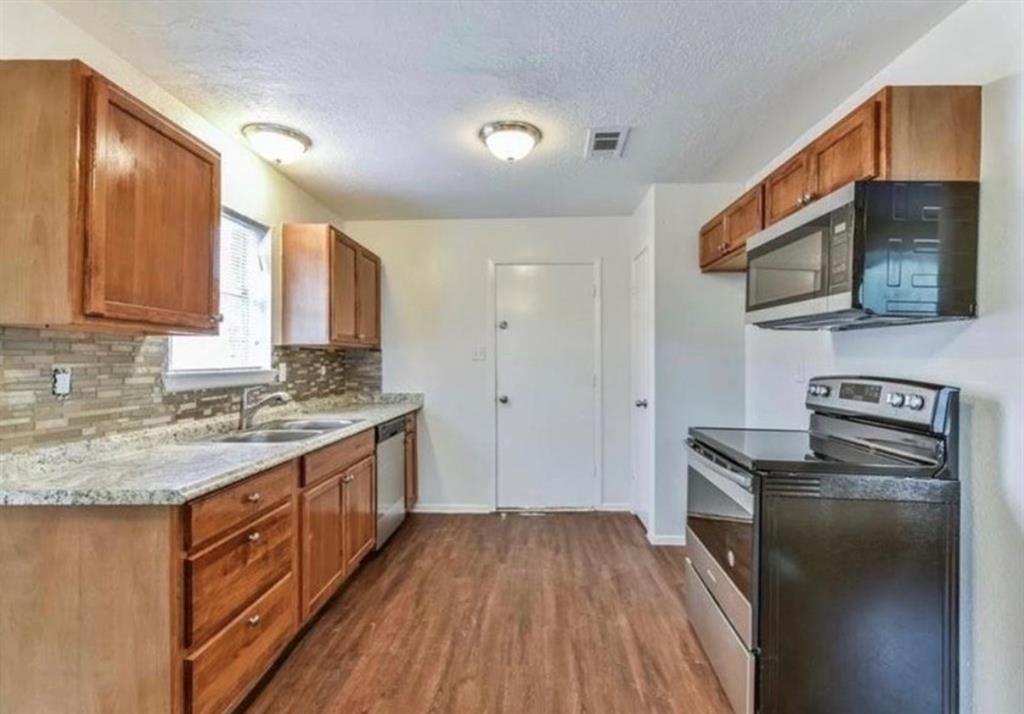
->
(764, 150, 811, 226)
(404, 419, 418, 510)
(330, 231, 358, 343)
(342, 456, 376, 574)
(356, 250, 380, 347)
(300, 474, 344, 617)
(699, 214, 726, 268)
(809, 99, 878, 198)
(84, 77, 221, 331)
(723, 184, 764, 254)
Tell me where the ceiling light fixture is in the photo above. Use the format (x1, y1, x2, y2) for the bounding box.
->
(479, 121, 542, 162)
(241, 123, 312, 164)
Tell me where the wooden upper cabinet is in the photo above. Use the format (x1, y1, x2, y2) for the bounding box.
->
(807, 99, 878, 200)
(701, 185, 763, 272)
(330, 232, 359, 343)
(85, 77, 220, 330)
(702, 84, 981, 270)
(698, 213, 726, 269)
(764, 149, 813, 226)
(0, 60, 221, 334)
(356, 250, 381, 347)
(281, 224, 381, 349)
(723, 184, 763, 254)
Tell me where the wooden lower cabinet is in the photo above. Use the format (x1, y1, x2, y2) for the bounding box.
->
(343, 456, 377, 574)
(405, 414, 418, 510)
(0, 416, 422, 714)
(185, 574, 298, 714)
(300, 473, 345, 617)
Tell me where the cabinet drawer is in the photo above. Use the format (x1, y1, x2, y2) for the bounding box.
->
(303, 430, 374, 486)
(185, 573, 297, 714)
(186, 461, 298, 550)
(186, 502, 294, 646)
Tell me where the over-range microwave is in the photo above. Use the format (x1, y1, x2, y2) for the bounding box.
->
(745, 180, 979, 331)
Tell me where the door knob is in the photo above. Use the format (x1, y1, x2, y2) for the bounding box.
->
(635, 399, 648, 408)
(498, 395, 510, 404)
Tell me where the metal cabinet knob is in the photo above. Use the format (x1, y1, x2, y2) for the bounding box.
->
(248, 614, 261, 627)
(498, 395, 510, 404)
(245, 492, 261, 504)
(498, 320, 509, 330)
(635, 399, 648, 408)
(247, 531, 261, 543)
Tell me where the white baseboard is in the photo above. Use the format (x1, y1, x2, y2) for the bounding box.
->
(597, 502, 631, 512)
(647, 533, 687, 547)
(411, 503, 493, 514)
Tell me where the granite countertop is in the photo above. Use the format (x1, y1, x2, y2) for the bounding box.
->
(0, 394, 422, 506)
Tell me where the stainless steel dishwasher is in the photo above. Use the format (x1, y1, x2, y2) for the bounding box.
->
(375, 417, 406, 548)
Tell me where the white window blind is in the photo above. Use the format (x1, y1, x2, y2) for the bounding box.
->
(166, 209, 272, 388)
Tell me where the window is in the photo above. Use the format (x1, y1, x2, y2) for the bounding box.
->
(165, 209, 273, 391)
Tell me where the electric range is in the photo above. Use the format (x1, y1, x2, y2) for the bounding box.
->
(685, 376, 960, 714)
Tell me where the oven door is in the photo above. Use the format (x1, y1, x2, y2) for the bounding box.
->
(686, 442, 755, 642)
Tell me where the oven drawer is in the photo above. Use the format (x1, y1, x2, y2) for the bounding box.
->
(684, 560, 755, 714)
(686, 525, 752, 646)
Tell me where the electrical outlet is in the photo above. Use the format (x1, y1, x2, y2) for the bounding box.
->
(277, 362, 288, 382)
(52, 367, 72, 399)
(319, 365, 327, 377)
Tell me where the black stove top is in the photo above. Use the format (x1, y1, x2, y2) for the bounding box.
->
(688, 427, 939, 477)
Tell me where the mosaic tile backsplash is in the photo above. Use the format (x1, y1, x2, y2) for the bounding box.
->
(0, 328, 382, 453)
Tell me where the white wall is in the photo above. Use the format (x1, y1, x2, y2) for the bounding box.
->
(0, 0, 345, 341)
(342, 217, 632, 512)
(742, 2, 1024, 711)
(649, 184, 747, 541)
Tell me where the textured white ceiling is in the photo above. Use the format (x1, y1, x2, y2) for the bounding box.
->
(48, 0, 962, 219)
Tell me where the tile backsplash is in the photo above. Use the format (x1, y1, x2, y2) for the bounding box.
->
(0, 328, 381, 453)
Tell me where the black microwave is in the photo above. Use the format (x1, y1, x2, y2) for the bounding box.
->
(745, 180, 979, 330)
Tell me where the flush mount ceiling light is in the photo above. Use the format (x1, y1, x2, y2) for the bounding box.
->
(241, 123, 312, 164)
(479, 121, 542, 162)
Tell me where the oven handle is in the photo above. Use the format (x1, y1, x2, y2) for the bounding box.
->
(687, 443, 755, 513)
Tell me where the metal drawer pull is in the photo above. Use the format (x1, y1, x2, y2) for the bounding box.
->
(248, 614, 261, 627)
(245, 492, 261, 504)
(343, 474, 355, 483)
(706, 569, 718, 585)
(247, 531, 261, 543)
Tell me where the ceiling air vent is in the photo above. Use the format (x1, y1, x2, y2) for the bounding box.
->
(585, 127, 630, 159)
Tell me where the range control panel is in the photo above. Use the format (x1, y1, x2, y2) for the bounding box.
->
(805, 376, 953, 430)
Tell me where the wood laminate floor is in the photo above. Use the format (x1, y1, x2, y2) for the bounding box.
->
(244, 513, 731, 714)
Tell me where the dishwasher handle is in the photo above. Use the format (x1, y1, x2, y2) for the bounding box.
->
(376, 417, 406, 443)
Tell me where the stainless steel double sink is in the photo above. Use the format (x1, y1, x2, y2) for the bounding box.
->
(209, 417, 362, 444)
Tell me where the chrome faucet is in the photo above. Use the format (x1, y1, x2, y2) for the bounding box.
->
(239, 386, 292, 430)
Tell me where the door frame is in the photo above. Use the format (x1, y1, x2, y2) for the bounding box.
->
(629, 243, 656, 532)
(487, 260, 604, 511)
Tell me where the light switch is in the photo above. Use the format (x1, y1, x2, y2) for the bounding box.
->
(319, 365, 327, 377)
(52, 367, 72, 399)
(277, 362, 288, 382)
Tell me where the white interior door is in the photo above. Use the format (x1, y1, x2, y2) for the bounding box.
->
(630, 246, 653, 530)
(495, 263, 597, 509)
